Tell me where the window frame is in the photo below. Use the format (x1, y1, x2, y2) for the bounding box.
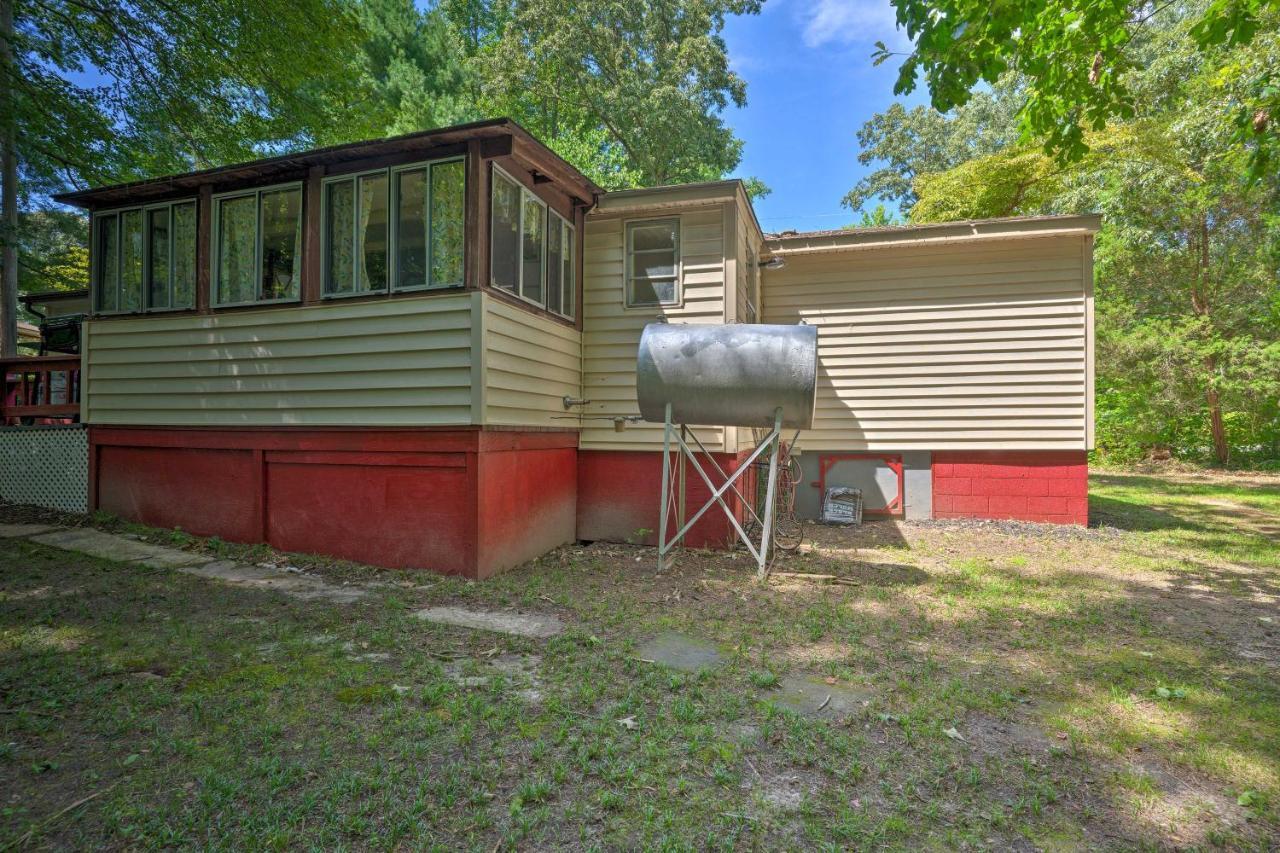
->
(90, 198, 198, 316)
(624, 216, 682, 310)
(211, 181, 304, 309)
(320, 155, 466, 299)
(547, 208, 576, 320)
(488, 163, 576, 321)
(320, 168, 390, 299)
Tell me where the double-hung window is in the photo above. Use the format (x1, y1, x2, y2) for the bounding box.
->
(93, 200, 197, 314)
(489, 165, 575, 319)
(322, 156, 464, 296)
(213, 183, 303, 306)
(625, 218, 680, 308)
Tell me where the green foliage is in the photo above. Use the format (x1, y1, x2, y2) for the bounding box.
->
(847, 204, 902, 228)
(855, 11, 1280, 465)
(444, 0, 760, 188)
(874, 0, 1278, 176)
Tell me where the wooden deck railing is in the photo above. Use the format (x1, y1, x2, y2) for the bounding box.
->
(1, 354, 82, 424)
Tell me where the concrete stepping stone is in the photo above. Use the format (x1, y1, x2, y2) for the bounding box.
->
(636, 631, 724, 672)
(27, 529, 364, 604)
(414, 606, 563, 638)
(0, 523, 61, 538)
(771, 675, 872, 719)
(182, 560, 365, 604)
(31, 528, 207, 567)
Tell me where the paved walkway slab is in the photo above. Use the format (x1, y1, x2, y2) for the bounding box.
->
(26, 529, 364, 604)
(772, 675, 872, 719)
(637, 631, 724, 672)
(0, 523, 61, 538)
(413, 606, 563, 638)
(182, 561, 365, 604)
(31, 528, 208, 567)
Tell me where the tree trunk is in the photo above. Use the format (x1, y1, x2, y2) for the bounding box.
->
(0, 0, 17, 358)
(1205, 361, 1229, 465)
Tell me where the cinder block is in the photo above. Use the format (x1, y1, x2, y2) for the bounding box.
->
(989, 495, 1028, 515)
(1027, 496, 1068, 514)
(934, 477, 972, 495)
(951, 494, 990, 513)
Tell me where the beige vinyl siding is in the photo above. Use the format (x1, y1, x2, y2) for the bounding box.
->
(83, 292, 474, 425)
(580, 203, 730, 451)
(762, 235, 1093, 451)
(482, 293, 582, 426)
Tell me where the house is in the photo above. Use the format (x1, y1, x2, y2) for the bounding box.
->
(47, 118, 1097, 577)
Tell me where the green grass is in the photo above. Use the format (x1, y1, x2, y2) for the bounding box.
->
(1, 468, 1278, 848)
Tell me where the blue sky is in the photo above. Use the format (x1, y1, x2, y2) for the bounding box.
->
(720, 0, 923, 233)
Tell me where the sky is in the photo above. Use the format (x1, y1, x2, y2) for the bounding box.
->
(720, 0, 925, 233)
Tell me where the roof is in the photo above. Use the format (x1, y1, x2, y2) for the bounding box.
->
(593, 179, 765, 244)
(54, 118, 604, 208)
(765, 214, 1101, 254)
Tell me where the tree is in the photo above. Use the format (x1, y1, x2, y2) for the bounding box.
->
(0, 0, 371, 353)
(901, 15, 1280, 464)
(842, 90, 1023, 215)
(875, 0, 1279, 176)
(445, 0, 761, 189)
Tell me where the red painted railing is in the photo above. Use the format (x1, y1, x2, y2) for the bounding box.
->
(1, 355, 81, 425)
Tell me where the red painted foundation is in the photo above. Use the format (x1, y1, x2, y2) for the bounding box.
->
(577, 450, 755, 548)
(90, 426, 579, 578)
(932, 451, 1088, 525)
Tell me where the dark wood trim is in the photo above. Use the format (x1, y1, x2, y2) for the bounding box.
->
(509, 134, 595, 206)
(196, 186, 212, 314)
(321, 141, 468, 179)
(302, 166, 323, 305)
(489, 154, 576, 221)
(483, 281, 578, 331)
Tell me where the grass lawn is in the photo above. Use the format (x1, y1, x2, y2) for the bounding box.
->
(2, 468, 1278, 849)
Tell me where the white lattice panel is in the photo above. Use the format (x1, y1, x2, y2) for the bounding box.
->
(0, 426, 88, 513)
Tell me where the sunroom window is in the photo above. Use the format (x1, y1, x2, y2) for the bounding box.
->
(214, 183, 303, 305)
(324, 156, 464, 296)
(93, 199, 197, 314)
(489, 165, 575, 319)
(626, 218, 680, 308)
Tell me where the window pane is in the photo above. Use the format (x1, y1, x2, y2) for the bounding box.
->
(545, 215, 563, 315)
(148, 207, 171, 309)
(521, 195, 545, 304)
(630, 252, 675, 280)
(95, 216, 119, 312)
(358, 174, 389, 292)
(631, 278, 676, 306)
(325, 179, 355, 294)
(430, 160, 464, 286)
(562, 226, 574, 319)
(631, 222, 677, 252)
(395, 169, 427, 289)
(260, 188, 301, 301)
(490, 172, 520, 291)
(173, 203, 196, 309)
(120, 209, 144, 312)
(217, 195, 257, 304)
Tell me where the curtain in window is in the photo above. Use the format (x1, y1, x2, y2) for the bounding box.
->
(260, 188, 301, 301)
(120, 210, 144, 311)
(358, 174, 388, 291)
(430, 160, 464, 286)
(173, 203, 196, 309)
(218, 195, 257, 304)
(96, 216, 119, 312)
(395, 169, 427, 289)
(148, 208, 171, 309)
(326, 181, 355, 294)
